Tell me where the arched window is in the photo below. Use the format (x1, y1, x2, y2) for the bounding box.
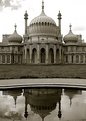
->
(42, 22, 44, 25)
(48, 22, 49, 26)
(2, 55, 5, 63)
(39, 22, 41, 25)
(76, 55, 79, 63)
(71, 55, 73, 63)
(65, 55, 68, 63)
(32, 48, 37, 64)
(85, 55, 86, 63)
(45, 22, 46, 25)
(49, 48, 54, 63)
(27, 49, 30, 64)
(7, 55, 10, 63)
(56, 49, 59, 64)
(80, 55, 83, 63)
(40, 48, 46, 63)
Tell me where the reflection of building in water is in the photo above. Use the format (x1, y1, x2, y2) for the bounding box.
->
(64, 89, 82, 106)
(2, 89, 22, 106)
(23, 88, 62, 121)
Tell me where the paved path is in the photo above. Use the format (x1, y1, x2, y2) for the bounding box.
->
(0, 78, 86, 89)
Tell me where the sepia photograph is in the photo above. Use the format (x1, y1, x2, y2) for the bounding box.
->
(0, 0, 86, 120)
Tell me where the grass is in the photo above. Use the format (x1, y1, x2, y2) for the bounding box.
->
(0, 64, 86, 79)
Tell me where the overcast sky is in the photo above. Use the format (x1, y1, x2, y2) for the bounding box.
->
(0, 0, 86, 41)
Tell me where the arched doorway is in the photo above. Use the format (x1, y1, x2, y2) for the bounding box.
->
(27, 49, 30, 64)
(71, 55, 73, 63)
(40, 48, 46, 63)
(32, 48, 37, 63)
(56, 49, 59, 64)
(49, 48, 54, 63)
(76, 55, 79, 63)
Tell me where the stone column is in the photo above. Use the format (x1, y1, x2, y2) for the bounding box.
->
(0, 55, 1, 64)
(30, 44, 32, 64)
(5, 55, 7, 64)
(68, 55, 71, 64)
(19, 55, 22, 64)
(46, 44, 49, 64)
(59, 46, 62, 64)
(73, 54, 76, 64)
(83, 55, 85, 64)
(16, 55, 18, 63)
(24, 45, 27, 64)
(54, 44, 56, 64)
(10, 55, 11, 64)
(37, 44, 40, 64)
(79, 55, 81, 64)
(1, 55, 2, 64)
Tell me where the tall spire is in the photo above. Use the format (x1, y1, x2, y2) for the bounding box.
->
(24, 10, 28, 35)
(42, 0, 44, 13)
(14, 24, 17, 32)
(69, 24, 72, 32)
(58, 11, 62, 35)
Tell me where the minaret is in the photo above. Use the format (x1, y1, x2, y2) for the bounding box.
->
(24, 94, 28, 119)
(24, 10, 28, 35)
(42, 0, 44, 13)
(58, 99, 62, 119)
(58, 11, 62, 34)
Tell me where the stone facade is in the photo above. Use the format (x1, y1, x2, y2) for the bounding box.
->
(0, 1, 86, 65)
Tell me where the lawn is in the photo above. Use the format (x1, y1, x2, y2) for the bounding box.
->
(0, 64, 86, 79)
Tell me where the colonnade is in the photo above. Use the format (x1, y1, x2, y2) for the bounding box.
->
(65, 54, 86, 64)
(24, 44, 62, 64)
(0, 54, 22, 64)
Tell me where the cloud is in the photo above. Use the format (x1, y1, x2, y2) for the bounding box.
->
(0, 0, 25, 10)
(74, 26, 86, 31)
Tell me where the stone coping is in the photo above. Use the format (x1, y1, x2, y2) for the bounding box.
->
(0, 78, 86, 89)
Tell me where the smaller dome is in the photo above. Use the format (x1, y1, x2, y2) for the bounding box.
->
(64, 24, 78, 43)
(8, 24, 22, 43)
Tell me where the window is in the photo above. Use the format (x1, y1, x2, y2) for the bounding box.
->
(76, 55, 79, 63)
(80, 55, 83, 63)
(65, 55, 68, 63)
(7, 55, 10, 63)
(2, 55, 5, 63)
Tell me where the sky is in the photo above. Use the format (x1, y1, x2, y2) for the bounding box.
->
(0, 0, 86, 41)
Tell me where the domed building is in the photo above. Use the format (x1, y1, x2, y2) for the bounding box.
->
(0, 1, 86, 64)
(23, 88, 62, 120)
(23, 1, 62, 64)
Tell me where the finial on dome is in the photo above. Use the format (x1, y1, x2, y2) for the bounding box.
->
(58, 11, 62, 19)
(24, 10, 28, 19)
(14, 24, 17, 32)
(42, 0, 44, 13)
(25, 10, 27, 13)
(69, 24, 72, 31)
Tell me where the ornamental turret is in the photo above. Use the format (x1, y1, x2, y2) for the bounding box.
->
(58, 11, 62, 34)
(8, 24, 22, 44)
(24, 11, 28, 35)
(64, 24, 78, 43)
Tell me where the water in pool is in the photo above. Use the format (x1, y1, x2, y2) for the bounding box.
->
(0, 87, 86, 121)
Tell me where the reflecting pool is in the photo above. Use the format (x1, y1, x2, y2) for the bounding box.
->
(0, 87, 86, 121)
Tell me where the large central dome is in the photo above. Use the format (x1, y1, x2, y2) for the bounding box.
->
(28, 1, 59, 38)
(30, 11, 56, 25)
